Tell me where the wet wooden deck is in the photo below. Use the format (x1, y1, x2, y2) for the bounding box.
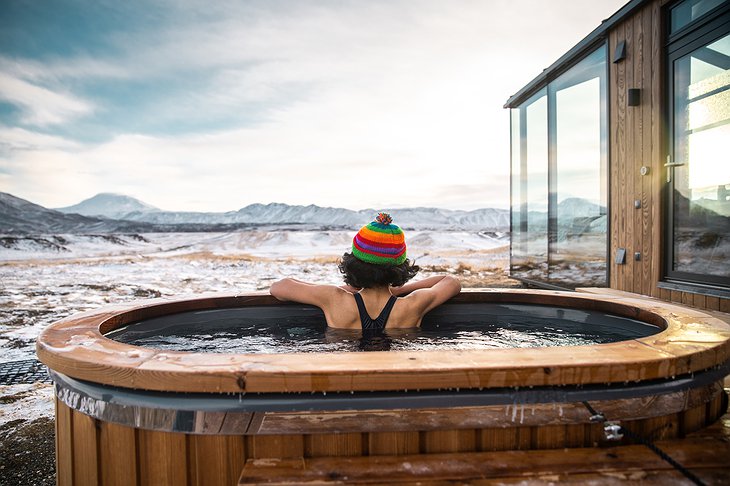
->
(239, 388, 730, 484)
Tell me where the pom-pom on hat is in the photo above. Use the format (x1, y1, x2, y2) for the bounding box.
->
(352, 213, 407, 265)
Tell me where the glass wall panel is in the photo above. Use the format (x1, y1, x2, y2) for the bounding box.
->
(509, 46, 607, 289)
(510, 90, 548, 283)
(550, 46, 608, 287)
(670, 32, 730, 282)
(524, 94, 549, 281)
(510, 108, 525, 273)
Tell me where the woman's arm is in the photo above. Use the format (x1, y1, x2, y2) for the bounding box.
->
(270, 278, 338, 306)
(401, 275, 462, 315)
(391, 275, 456, 296)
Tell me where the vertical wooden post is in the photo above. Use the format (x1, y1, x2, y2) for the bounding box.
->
(368, 431, 419, 455)
(99, 421, 138, 486)
(138, 429, 188, 485)
(55, 399, 74, 486)
(72, 410, 98, 485)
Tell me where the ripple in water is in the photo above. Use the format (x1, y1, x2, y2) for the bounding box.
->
(106, 303, 660, 353)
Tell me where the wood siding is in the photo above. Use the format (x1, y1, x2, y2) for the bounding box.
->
(607, 0, 729, 311)
(55, 391, 728, 486)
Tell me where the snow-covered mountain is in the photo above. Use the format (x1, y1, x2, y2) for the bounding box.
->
(55, 193, 159, 219)
(56, 193, 511, 230)
(2, 191, 512, 234)
(0, 192, 156, 234)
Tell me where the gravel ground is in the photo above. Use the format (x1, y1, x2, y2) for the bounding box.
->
(0, 417, 55, 486)
(0, 234, 512, 483)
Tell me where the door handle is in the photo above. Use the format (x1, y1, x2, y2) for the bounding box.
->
(664, 156, 685, 182)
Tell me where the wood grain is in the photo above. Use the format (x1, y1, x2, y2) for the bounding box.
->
(238, 432, 730, 484)
(188, 434, 247, 486)
(55, 399, 74, 486)
(138, 429, 187, 486)
(99, 421, 138, 486)
(71, 409, 98, 485)
(368, 431, 419, 455)
(36, 290, 730, 394)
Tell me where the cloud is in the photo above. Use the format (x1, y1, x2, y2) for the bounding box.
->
(0, 71, 94, 126)
(0, 126, 82, 154)
(0, 0, 629, 210)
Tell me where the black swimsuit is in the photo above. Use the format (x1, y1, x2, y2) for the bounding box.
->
(353, 293, 397, 331)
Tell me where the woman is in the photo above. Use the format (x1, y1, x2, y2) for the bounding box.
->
(270, 213, 461, 329)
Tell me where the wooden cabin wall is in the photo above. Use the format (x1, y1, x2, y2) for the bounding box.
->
(607, 0, 729, 313)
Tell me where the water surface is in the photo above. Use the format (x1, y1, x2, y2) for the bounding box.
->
(106, 303, 661, 353)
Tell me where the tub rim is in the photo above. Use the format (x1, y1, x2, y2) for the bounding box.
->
(36, 289, 730, 393)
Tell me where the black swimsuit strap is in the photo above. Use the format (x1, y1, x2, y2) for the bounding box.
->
(354, 293, 398, 331)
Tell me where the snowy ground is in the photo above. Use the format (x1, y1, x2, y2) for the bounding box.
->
(0, 230, 512, 427)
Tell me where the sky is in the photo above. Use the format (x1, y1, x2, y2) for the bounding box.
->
(0, 0, 628, 212)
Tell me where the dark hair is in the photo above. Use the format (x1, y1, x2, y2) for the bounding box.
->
(338, 252, 419, 288)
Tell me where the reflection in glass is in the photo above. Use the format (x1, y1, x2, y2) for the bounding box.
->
(510, 108, 524, 273)
(510, 90, 548, 283)
(551, 46, 608, 288)
(672, 33, 730, 279)
(525, 94, 549, 280)
(510, 45, 608, 289)
(670, 0, 727, 34)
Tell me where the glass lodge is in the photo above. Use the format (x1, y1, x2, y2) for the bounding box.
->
(506, 0, 730, 311)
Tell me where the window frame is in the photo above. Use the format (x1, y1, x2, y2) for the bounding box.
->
(664, 1, 730, 290)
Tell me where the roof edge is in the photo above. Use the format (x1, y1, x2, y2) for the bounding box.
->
(503, 0, 650, 108)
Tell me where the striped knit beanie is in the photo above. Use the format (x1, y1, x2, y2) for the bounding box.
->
(352, 213, 407, 265)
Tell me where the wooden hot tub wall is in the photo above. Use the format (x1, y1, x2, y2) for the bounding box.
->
(36, 289, 730, 486)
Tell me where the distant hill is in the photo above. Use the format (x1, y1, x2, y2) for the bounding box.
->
(2, 191, 513, 234)
(0, 192, 245, 235)
(56, 193, 159, 219)
(56, 193, 511, 230)
(0, 192, 147, 234)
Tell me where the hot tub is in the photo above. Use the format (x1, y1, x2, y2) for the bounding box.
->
(36, 289, 730, 486)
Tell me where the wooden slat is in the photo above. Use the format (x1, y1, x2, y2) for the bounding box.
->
(626, 14, 635, 294)
(99, 421, 138, 486)
(55, 399, 74, 486)
(449, 469, 730, 485)
(222, 411, 255, 434)
(480, 428, 519, 452)
(682, 291, 693, 306)
(584, 422, 604, 448)
(252, 390, 715, 435)
(238, 435, 730, 485)
(706, 296, 721, 311)
(226, 436, 248, 483)
(631, 414, 677, 441)
(305, 433, 363, 457)
(368, 432, 419, 456)
(671, 290, 683, 303)
(680, 402, 708, 436)
(611, 22, 626, 291)
(707, 394, 725, 431)
(189, 434, 247, 486)
(138, 429, 188, 485)
(421, 429, 476, 454)
(641, 1, 655, 299)
(693, 293, 707, 310)
(628, 9, 639, 295)
(533, 424, 566, 449)
(72, 410, 98, 485)
(720, 298, 730, 313)
(248, 434, 304, 459)
(660, 288, 671, 302)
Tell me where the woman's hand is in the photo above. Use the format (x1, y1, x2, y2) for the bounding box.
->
(391, 275, 459, 296)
